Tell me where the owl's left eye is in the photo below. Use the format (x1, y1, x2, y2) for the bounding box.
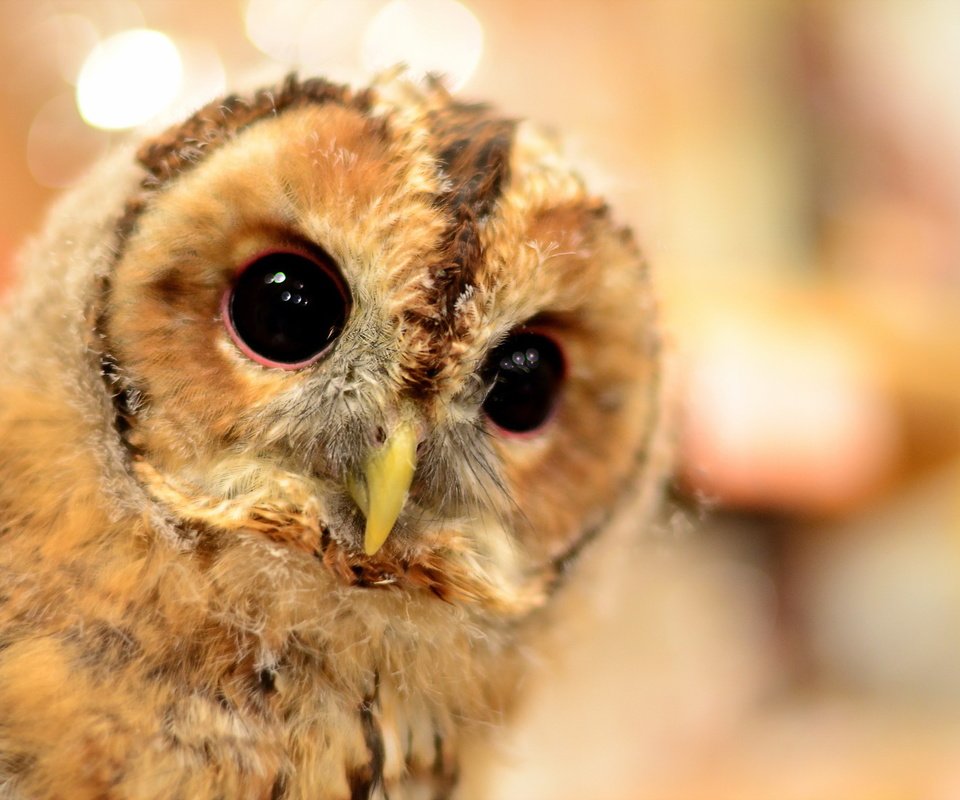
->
(481, 330, 565, 435)
(223, 249, 350, 369)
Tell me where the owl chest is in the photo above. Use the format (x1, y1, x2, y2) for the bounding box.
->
(69, 624, 465, 800)
(269, 676, 462, 800)
(132, 592, 473, 800)
(184, 653, 466, 800)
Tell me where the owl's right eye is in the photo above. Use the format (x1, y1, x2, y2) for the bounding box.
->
(223, 249, 350, 369)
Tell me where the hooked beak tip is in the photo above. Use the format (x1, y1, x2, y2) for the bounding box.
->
(349, 420, 419, 556)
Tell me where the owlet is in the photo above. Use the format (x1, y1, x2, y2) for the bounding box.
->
(0, 73, 662, 799)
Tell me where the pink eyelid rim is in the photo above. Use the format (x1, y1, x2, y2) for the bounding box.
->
(220, 247, 350, 371)
(484, 326, 567, 440)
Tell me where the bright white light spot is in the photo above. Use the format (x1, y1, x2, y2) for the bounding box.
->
(245, 0, 317, 64)
(32, 14, 101, 85)
(361, 0, 483, 90)
(298, 0, 380, 83)
(76, 29, 183, 130)
(28, 94, 109, 188)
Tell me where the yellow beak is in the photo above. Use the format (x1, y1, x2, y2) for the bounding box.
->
(348, 420, 419, 556)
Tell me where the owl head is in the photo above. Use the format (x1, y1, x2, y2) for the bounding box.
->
(12, 72, 661, 625)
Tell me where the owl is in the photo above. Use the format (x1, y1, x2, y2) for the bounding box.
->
(0, 73, 662, 799)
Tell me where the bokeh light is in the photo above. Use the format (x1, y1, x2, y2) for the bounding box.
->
(244, 0, 316, 64)
(361, 0, 483, 89)
(33, 14, 101, 86)
(298, 0, 380, 84)
(76, 29, 183, 130)
(77, 0, 145, 35)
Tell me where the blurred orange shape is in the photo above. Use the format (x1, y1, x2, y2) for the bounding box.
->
(679, 307, 900, 515)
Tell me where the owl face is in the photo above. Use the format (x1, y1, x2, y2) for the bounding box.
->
(103, 75, 658, 615)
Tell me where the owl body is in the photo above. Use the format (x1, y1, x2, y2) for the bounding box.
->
(0, 75, 661, 799)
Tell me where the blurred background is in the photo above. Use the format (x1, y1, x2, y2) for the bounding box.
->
(1, 0, 959, 797)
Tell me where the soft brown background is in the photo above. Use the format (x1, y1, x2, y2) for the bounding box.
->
(2, 1, 960, 797)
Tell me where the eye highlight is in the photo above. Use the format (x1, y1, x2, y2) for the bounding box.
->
(481, 330, 565, 435)
(223, 249, 350, 369)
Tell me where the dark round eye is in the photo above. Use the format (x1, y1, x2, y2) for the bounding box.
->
(223, 249, 349, 369)
(481, 331, 565, 434)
